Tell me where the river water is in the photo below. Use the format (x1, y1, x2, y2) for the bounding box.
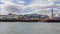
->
(0, 22, 60, 34)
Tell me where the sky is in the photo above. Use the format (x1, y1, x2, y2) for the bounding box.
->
(0, 0, 60, 15)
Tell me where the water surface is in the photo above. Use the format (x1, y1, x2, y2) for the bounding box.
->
(0, 22, 60, 34)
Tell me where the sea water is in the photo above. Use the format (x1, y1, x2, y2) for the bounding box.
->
(0, 22, 60, 34)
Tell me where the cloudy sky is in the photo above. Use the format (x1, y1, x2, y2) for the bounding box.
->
(0, 0, 60, 15)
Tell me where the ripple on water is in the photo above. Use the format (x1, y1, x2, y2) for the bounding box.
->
(0, 22, 60, 34)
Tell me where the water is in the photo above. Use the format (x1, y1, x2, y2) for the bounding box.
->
(0, 22, 60, 34)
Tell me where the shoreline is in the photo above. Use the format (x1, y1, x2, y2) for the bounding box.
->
(0, 20, 60, 22)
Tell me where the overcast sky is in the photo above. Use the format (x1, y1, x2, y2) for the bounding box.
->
(0, 0, 60, 15)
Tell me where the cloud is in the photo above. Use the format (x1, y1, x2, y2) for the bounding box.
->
(0, 0, 60, 15)
(0, 0, 25, 15)
(21, 0, 54, 15)
(23, 0, 60, 15)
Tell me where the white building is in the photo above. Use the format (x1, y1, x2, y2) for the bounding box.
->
(0, 13, 20, 20)
(54, 14, 60, 20)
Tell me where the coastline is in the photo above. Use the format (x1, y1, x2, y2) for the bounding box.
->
(0, 19, 60, 22)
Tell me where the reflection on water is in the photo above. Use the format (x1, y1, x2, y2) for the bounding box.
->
(0, 22, 60, 34)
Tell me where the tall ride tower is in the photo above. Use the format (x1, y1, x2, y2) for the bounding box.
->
(51, 8, 54, 19)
